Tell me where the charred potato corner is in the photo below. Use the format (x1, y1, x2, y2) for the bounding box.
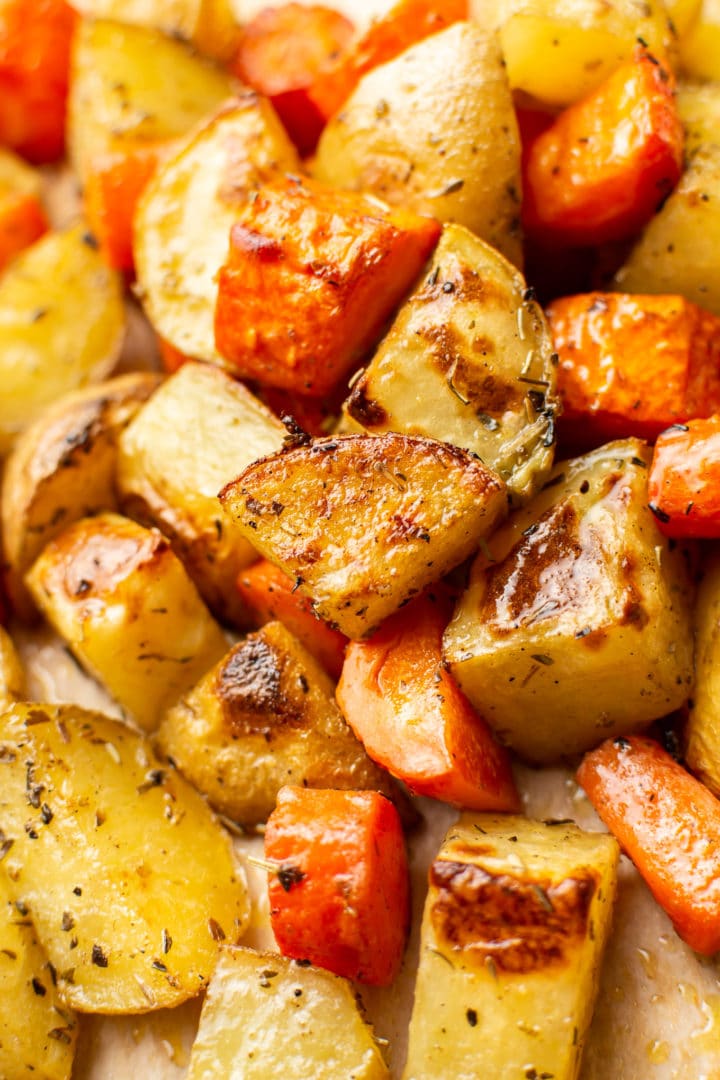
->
(3, 0, 720, 1077)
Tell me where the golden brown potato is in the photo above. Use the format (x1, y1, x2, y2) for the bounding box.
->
(158, 620, 399, 826)
(679, 0, 720, 81)
(345, 224, 557, 506)
(134, 95, 300, 364)
(25, 513, 228, 731)
(677, 81, 720, 159)
(685, 551, 720, 793)
(0, 223, 126, 455)
(117, 362, 286, 626)
(313, 22, 522, 266)
(0, 147, 43, 197)
(220, 433, 508, 639)
(2, 372, 161, 620)
(187, 947, 389, 1080)
(403, 814, 619, 1080)
(68, 0, 241, 61)
(0, 703, 249, 1014)
(0, 627, 25, 710)
(444, 440, 695, 762)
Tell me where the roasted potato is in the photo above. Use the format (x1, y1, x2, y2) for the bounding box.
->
(403, 814, 619, 1080)
(0, 223, 125, 455)
(0, 146, 43, 198)
(344, 224, 558, 505)
(187, 947, 389, 1080)
(2, 372, 161, 619)
(158, 620, 399, 826)
(677, 81, 720, 158)
(220, 433, 508, 639)
(117, 362, 286, 626)
(0, 627, 25, 710)
(313, 22, 522, 266)
(679, 0, 720, 80)
(0, 703, 249, 1013)
(68, 0, 241, 61)
(25, 513, 228, 731)
(134, 95, 300, 365)
(685, 551, 720, 793)
(444, 440, 695, 762)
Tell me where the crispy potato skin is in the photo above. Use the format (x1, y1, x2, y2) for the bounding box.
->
(2, 372, 161, 620)
(403, 814, 619, 1080)
(25, 513, 228, 731)
(220, 433, 508, 639)
(0, 703, 249, 1014)
(158, 621, 398, 827)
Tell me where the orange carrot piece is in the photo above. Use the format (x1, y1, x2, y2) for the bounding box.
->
(336, 592, 519, 810)
(265, 786, 410, 985)
(233, 4, 354, 155)
(0, 186, 46, 271)
(214, 174, 441, 396)
(157, 336, 194, 374)
(84, 148, 160, 273)
(547, 292, 720, 444)
(523, 48, 683, 246)
(308, 0, 467, 123)
(237, 560, 347, 679)
(647, 417, 720, 538)
(578, 736, 720, 956)
(0, 0, 77, 163)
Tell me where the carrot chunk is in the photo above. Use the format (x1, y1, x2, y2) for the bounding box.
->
(264, 786, 410, 985)
(214, 175, 441, 396)
(237, 559, 347, 680)
(648, 417, 720, 538)
(84, 148, 161, 273)
(0, 0, 77, 163)
(336, 592, 519, 810)
(308, 0, 467, 124)
(547, 292, 720, 444)
(233, 4, 354, 156)
(523, 48, 683, 247)
(578, 736, 720, 956)
(0, 186, 46, 272)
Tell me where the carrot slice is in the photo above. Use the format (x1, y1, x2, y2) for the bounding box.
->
(578, 735, 720, 956)
(523, 47, 683, 246)
(308, 0, 466, 123)
(233, 4, 354, 156)
(264, 786, 410, 985)
(84, 147, 160, 273)
(0, 186, 46, 271)
(336, 591, 519, 810)
(548, 292, 720, 444)
(0, 0, 77, 163)
(237, 560, 347, 680)
(648, 417, 720, 538)
(214, 174, 441, 396)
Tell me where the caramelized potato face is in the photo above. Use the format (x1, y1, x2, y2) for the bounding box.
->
(220, 433, 508, 638)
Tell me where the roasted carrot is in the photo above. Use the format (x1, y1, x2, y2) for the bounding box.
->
(307, 0, 466, 123)
(233, 4, 354, 156)
(647, 417, 720, 538)
(237, 560, 347, 680)
(523, 48, 684, 247)
(0, 186, 46, 271)
(157, 336, 193, 374)
(578, 736, 720, 956)
(336, 591, 519, 810)
(214, 174, 441, 396)
(84, 148, 160, 273)
(264, 786, 410, 985)
(0, 0, 77, 163)
(547, 292, 720, 445)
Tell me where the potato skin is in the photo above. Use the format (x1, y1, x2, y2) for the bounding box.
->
(220, 433, 508, 639)
(158, 620, 398, 827)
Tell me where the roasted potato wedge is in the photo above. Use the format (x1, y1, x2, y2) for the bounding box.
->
(0, 222, 125, 455)
(0, 146, 43, 197)
(134, 95, 300, 364)
(187, 946, 389, 1080)
(117, 362, 285, 626)
(0, 866, 78, 1080)
(2, 371, 161, 620)
(403, 814, 619, 1080)
(25, 513, 228, 731)
(444, 440, 695, 762)
(158, 620, 399, 826)
(313, 22, 522, 266)
(677, 81, 720, 158)
(68, 0, 241, 61)
(345, 224, 557, 505)
(685, 551, 720, 793)
(0, 703, 249, 1013)
(679, 0, 720, 81)
(0, 627, 25, 710)
(220, 433, 508, 639)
